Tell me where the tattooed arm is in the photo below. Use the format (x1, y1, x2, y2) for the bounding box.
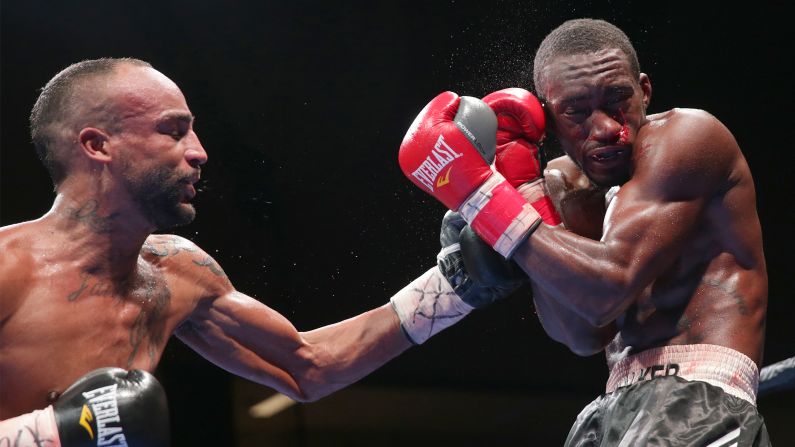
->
(148, 235, 411, 402)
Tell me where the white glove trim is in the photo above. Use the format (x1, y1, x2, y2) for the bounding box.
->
(390, 266, 473, 345)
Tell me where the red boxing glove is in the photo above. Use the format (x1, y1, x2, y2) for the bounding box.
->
(399, 91, 542, 258)
(482, 88, 561, 226)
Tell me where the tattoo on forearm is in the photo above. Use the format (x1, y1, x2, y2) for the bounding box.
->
(67, 200, 120, 233)
(193, 256, 226, 277)
(701, 278, 750, 315)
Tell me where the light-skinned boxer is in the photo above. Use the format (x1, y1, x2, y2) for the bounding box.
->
(0, 57, 538, 446)
(399, 19, 770, 446)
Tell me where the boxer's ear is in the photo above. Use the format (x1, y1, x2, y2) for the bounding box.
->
(639, 73, 652, 110)
(77, 127, 111, 163)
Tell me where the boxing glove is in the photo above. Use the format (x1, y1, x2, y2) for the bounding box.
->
(437, 211, 526, 308)
(0, 368, 169, 447)
(398, 91, 546, 258)
(482, 88, 561, 226)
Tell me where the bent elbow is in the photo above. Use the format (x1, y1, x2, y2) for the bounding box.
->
(583, 275, 637, 328)
(289, 390, 318, 404)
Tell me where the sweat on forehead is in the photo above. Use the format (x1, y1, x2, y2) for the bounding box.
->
(532, 18, 640, 99)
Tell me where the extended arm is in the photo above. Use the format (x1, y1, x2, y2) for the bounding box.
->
(177, 289, 409, 402)
(173, 210, 515, 402)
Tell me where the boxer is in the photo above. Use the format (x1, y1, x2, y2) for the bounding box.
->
(0, 58, 531, 444)
(399, 19, 770, 446)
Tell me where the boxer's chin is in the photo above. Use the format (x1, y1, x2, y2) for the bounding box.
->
(154, 203, 196, 230)
(584, 163, 632, 188)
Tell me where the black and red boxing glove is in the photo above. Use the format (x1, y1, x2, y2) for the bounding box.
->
(482, 88, 561, 226)
(398, 91, 545, 258)
(0, 368, 169, 447)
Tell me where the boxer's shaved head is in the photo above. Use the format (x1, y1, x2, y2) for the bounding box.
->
(532, 18, 640, 102)
(30, 57, 152, 188)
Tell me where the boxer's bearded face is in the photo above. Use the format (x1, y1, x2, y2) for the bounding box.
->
(106, 65, 206, 230)
(540, 49, 650, 187)
(123, 161, 197, 230)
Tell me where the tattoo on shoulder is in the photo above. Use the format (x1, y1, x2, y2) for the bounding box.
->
(193, 256, 226, 277)
(143, 237, 226, 278)
(67, 200, 120, 233)
(143, 236, 198, 257)
(701, 277, 750, 315)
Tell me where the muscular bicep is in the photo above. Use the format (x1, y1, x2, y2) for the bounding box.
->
(600, 182, 706, 289)
(176, 290, 311, 398)
(516, 110, 737, 325)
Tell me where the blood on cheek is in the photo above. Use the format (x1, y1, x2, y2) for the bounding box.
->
(617, 109, 630, 145)
(583, 109, 630, 144)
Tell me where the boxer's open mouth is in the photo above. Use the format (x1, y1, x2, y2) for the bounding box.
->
(590, 148, 626, 161)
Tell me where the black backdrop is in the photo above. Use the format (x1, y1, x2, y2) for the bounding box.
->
(2, 1, 793, 445)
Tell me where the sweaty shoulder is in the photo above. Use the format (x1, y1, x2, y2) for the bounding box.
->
(142, 234, 233, 303)
(636, 108, 741, 198)
(0, 222, 38, 321)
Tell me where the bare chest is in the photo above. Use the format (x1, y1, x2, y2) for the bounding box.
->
(0, 267, 181, 416)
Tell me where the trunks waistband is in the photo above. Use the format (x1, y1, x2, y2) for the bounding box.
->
(606, 344, 759, 405)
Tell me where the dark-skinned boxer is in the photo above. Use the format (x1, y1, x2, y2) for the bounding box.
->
(400, 19, 769, 446)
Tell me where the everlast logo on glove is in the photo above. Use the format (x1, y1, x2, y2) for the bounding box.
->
(410, 135, 463, 192)
(78, 384, 129, 446)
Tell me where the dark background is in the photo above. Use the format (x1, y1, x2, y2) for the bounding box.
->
(2, 1, 793, 445)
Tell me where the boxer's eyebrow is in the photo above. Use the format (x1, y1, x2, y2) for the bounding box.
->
(157, 112, 194, 124)
(559, 93, 591, 105)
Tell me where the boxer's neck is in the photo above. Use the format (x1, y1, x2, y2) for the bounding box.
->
(43, 189, 153, 280)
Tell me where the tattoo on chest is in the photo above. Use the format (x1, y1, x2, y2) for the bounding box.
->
(127, 273, 171, 368)
(67, 200, 120, 233)
(64, 269, 172, 369)
(67, 273, 126, 302)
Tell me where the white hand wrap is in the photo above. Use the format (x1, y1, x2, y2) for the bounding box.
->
(390, 266, 473, 345)
(0, 406, 61, 447)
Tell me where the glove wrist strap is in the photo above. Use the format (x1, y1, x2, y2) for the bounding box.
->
(459, 173, 541, 258)
(390, 266, 473, 345)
